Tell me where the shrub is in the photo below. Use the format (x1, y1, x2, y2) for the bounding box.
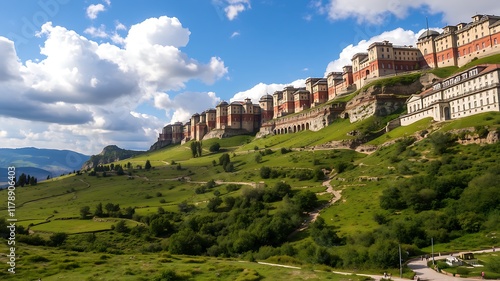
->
(260, 166, 271, 179)
(209, 142, 221, 152)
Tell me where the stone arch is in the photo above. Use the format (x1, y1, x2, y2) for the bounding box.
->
(293, 125, 297, 133)
(306, 123, 310, 130)
(301, 123, 305, 131)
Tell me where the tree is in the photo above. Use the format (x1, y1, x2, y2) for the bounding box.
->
(94, 202, 104, 217)
(80, 206, 91, 219)
(207, 196, 223, 212)
(255, 154, 262, 163)
(114, 220, 129, 233)
(429, 132, 454, 154)
(260, 166, 271, 179)
(190, 141, 197, 157)
(169, 228, 204, 255)
(116, 165, 125, 175)
(17, 173, 27, 187)
(197, 141, 203, 157)
(293, 190, 318, 212)
(310, 217, 342, 246)
(145, 160, 152, 170)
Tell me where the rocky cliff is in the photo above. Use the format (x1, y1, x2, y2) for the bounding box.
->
(81, 145, 144, 170)
(343, 73, 437, 123)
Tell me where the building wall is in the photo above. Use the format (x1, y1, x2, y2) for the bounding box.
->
(401, 65, 500, 126)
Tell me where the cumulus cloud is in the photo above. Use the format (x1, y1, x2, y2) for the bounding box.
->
(324, 27, 440, 75)
(0, 16, 228, 154)
(86, 4, 106, 20)
(153, 91, 221, 123)
(230, 79, 306, 104)
(321, 0, 500, 24)
(214, 0, 251, 21)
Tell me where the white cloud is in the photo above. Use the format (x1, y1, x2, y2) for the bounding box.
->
(322, 0, 500, 25)
(103, 0, 111, 6)
(0, 16, 228, 154)
(324, 27, 440, 75)
(84, 24, 108, 38)
(115, 21, 126, 31)
(86, 4, 106, 20)
(230, 79, 306, 104)
(218, 0, 251, 21)
(230, 31, 240, 38)
(153, 91, 221, 123)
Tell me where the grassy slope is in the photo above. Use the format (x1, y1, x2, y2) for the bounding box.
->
(2, 68, 500, 279)
(0, 243, 370, 281)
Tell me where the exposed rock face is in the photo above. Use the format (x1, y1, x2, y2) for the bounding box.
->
(202, 128, 251, 140)
(81, 145, 144, 170)
(343, 74, 427, 123)
(455, 129, 500, 145)
(149, 140, 173, 151)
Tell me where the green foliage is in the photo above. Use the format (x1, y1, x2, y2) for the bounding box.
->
(114, 220, 129, 233)
(488, 256, 500, 273)
(207, 196, 223, 211)
(49, 232, 68, 247)
(153, 269, 185, 281)
(80, 205, 91, 219)
(145, 160, 152, 170)
(260, 166, 271, 179)
(310, 217, 342, 247)
(254, 153, 262, 163)
(292, 190, 318, 212)
(428, 132, 455, 154)
(190, 141, 203, 157)
(209, 142, 221, 152)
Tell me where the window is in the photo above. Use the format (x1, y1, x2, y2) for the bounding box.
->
(495, 38, 498, 45)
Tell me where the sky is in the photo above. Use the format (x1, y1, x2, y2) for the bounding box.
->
(1, 0, 499, 155)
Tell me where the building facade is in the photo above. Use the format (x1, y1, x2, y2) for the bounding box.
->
(154, 14, 500, 148)
(400, 64, 500, 126)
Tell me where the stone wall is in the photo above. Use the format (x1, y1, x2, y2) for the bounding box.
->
(256, 102, 346, 138)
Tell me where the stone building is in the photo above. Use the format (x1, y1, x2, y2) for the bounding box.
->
(417, 14, 500, 68)
(351, 41, 422, 89)
(401, 64, 500, 126)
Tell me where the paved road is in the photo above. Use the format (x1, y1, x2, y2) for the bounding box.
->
(407, 248, 495, 281)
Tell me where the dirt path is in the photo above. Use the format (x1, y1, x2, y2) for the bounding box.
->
(293, 176, 342, 234)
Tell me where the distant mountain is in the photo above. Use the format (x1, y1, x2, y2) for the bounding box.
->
(0, 147, 90, 186)
(81, 145, 145, 170)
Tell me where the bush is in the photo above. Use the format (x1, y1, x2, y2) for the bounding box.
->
(153, 269, 184, 281)
(260, 166, 271, 179)
(209, 142, 221, 152)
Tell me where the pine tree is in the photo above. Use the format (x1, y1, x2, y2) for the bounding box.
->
(145, 160, 152, 170)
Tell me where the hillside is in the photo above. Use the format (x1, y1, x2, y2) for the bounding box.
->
(81, 145, 145, 170)
(1, 111, 499, 280)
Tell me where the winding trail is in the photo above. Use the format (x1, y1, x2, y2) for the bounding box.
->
(293, 175, 343, 234)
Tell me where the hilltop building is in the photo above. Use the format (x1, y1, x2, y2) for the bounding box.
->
(417, 14, 500, 69)
(401, 64, 500, 126)
(151, 14, 500, 150)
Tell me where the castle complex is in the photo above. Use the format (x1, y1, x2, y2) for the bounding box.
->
(152, 14, 500, 149)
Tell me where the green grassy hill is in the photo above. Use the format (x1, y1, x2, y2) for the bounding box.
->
(1, 106, 500, 280)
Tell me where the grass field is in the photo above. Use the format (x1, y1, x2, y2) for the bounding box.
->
(0, 243, 376, 281)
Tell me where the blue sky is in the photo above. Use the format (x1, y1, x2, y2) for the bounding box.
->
(1, 0, 499, 154)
